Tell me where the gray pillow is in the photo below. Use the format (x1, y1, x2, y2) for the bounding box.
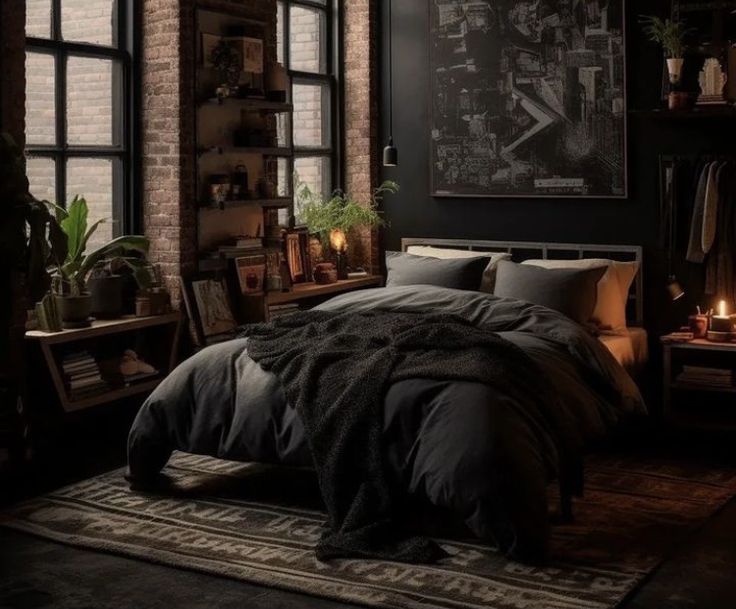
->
(386, 251, 491, 291)
(493, 260, 606, 325)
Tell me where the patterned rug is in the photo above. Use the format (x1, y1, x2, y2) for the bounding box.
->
(2, 452, 736, 609)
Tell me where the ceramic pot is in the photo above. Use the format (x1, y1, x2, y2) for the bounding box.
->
(667, 57, 684, 84)
(89, 275, 125, 318)
(55, 293, 92, 326)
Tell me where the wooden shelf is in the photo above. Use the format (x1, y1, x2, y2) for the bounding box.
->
(198, 98, 292, 112)
(267, 276, 383, 306)
(197, 146, 292, 157)
(198, 197, 292, 211)
(25, 313, 181, 344)
(665, 338, 736, 352)
(671, 381, 736, 394)
(62, 378, 164, 413)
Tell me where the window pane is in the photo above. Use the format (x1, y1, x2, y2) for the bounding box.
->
(294, 156, 331, 217)
(276, 1, 285, 66)
(25, 52, 57, 146)
(26, 0, 52, 38)
(67, 56, 120, 146)
(293, 82, 330, 148)
(66, 158, 116, 251)
(62, 0, 116, 46)
(289, 5, 326, 73)
(26, 156, 57, 203)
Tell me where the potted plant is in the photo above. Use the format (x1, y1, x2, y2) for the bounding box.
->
(50, 196, 150, 326)
(639, 15, 697, 109)
(296, 179, 399, 278)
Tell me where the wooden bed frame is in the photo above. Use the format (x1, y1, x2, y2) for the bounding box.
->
(401, 238, 644, 328)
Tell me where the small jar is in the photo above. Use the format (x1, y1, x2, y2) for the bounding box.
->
(135, 294, 152, 317)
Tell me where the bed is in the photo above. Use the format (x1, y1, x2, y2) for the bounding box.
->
(127, 238, 647, 565)
(402, 238, 649, 375)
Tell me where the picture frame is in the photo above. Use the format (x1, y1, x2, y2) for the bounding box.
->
(234, 255, 267, 295)
(285, 229, 313, 284)
(227, 36, 264, 74)
(180, 273, 239, 347)
(428, 1, 628, 199)
(200, 32, 221, 68)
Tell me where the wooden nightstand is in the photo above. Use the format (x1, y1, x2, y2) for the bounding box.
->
(661, 338, 736, 431)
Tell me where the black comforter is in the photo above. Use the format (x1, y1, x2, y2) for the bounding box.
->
(127, 286, 645, 562)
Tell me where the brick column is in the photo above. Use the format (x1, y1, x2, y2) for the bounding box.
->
(343, 0, 381, 274)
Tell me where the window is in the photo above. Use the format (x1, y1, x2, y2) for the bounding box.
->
(24, 0, 136, 250)
(277, 0, 341, 215)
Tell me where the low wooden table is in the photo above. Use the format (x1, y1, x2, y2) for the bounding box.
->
(26, 313, 181, 413)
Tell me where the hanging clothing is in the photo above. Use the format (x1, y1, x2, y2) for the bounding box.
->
(686, 161, 715, 263)
(702, 161, 721, 255)
(705, 161, 735, 300)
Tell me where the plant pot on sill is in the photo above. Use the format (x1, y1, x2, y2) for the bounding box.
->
(54, 293, 92, 328)
(89, 275, 125, 319)
(668, 90, 698, 111)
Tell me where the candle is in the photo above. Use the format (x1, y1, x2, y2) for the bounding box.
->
(710, 300, 732, 333)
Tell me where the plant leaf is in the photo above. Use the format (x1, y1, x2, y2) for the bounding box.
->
(61, 195, 88, 261)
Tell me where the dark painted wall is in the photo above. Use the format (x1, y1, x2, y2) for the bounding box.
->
(378, 0, 735, 333)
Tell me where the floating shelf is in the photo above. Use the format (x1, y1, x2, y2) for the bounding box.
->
(197, 146, 293, 157)
(198, 97, 292, 112)
(198, 197, 292, 211)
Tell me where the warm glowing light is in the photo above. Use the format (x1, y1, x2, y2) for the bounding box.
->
(719, 300, 727, 317)
(329, 229, 347, 252)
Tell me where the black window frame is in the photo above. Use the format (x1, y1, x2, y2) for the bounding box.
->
(278, 0, 343, 200)
(24, 0, 139, 234)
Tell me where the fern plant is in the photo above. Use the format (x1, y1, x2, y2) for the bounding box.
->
(296, 177, 399, 248)
(639, 15, 689, 58)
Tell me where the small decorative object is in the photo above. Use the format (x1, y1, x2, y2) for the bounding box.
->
(266, 62, 288, 102)
(149, 287, 171, 315)
(235, 255, 266, 295)
(698, 57, 727, 105)
(231, 164, 249, 200)
(210, 39, 242, 99)
(180, 273, 239, 346)
(34, 293, 62, 333)
(688, 311, 708, 338)
(119, 349, 157, 378)
(330, 229, 349, 280)
(135, 293, 152, 317)
(709, 300, 732, 337)
(257, 177, 277, 199)
(639, 15, 689, 85)
(208, 174, 231, 208)
(50, 196, 149, 328)
(313, 262, 338, 285)
(266, 273, 283, 292)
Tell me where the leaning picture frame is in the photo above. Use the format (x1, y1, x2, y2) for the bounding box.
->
(180, 273, 239, 347)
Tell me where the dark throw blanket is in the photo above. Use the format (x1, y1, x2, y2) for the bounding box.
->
(242, 310, 582, 564)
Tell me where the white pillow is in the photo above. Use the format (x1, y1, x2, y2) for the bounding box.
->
(521, 258, 639, 334)
(406, 246, 511, 293)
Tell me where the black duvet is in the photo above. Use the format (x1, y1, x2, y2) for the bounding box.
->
(127, 285, 645, 562)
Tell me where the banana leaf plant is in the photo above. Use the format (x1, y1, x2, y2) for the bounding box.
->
(49, 196, 151, 296)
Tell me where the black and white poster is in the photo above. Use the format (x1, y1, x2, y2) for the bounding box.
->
(430, 0, 627, 198)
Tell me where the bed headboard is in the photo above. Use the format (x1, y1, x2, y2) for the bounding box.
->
(401, 238, 644, 327)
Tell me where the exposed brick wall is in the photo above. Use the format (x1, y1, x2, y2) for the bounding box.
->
(343, 0, 381, 274)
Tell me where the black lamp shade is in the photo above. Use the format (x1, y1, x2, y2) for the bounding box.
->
(383, 138, 398, 167)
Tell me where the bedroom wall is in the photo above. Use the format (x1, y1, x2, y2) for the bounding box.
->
(377, 0, 735, 333)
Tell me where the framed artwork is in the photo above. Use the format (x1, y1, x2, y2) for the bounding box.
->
(235, 255, 267, 295)
(285, 232, 306, 283)
(429, 1, 627, 198)
(200, 33, 221, 68)
(180, 273, 238, 346)
(228, 36, 264, 74)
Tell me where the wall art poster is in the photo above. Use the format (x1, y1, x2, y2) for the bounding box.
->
(430, 0, 627, 198)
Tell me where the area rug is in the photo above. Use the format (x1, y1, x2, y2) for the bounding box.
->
(2, 452, 736, 609)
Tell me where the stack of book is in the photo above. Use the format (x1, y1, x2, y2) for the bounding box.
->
(268, 303, 300, 321)
(676, 365, 734, 389)
(62, 351, 108, 401)
(216, 237, 264, 259)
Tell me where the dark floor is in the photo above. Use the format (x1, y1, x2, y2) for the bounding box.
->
(2, 402, 736, 609)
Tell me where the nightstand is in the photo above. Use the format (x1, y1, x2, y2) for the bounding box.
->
(661, 338, 736, 431)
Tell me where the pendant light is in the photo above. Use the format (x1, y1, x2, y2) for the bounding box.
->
(383, 0, 398, 167)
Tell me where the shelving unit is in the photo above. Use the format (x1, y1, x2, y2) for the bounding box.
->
(195, 7, 294, 262)
(25, 314, 181, 413)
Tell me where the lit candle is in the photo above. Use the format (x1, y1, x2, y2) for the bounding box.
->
(710, 300, 732, 333)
